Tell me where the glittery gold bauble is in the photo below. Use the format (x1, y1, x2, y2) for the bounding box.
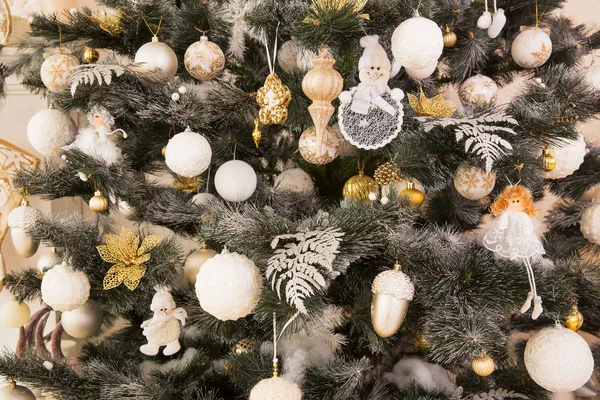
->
(184, 35, 225, 81)
(472, 353, 495, 377)
(400, 181, 424, 206)
(252, 118, 262, 148)
(234, 338, 256, 355)
(302, 47, 344, 148)
(343, 170, 378, 202)
(299, 125, 341, 165)
(374, 161, 401, 186)
(0, 297, 30, 328)
(414, 332, 428, 353)
(443, 26, 457, 48)
(40, 52, 80, 92)
(565, 305, 584, 332)
(0, 380, 36, 400)
(89, 190, 109, 213)
(83, 48, 100, 64)
(184, 246, 217, 285)
(256, 73, 292, 125)
(541, 147, 556, 172)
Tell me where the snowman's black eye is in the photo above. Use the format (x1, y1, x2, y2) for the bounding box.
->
(377, 67, 381, 70)
(516, 200, 520, 203)
(371, 67, 374, 70)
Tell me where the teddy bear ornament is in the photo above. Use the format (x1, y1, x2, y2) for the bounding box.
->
(140, 286, 188, 356)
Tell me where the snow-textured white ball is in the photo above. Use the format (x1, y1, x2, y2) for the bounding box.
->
(524, 323, 594, 393)
(41, 262, 90, 312)
(191, 192, 218, 205)
(214, 160, 257, 202)
(511, 27, 552, 69)
(37, 249, 60, 272)
(274, 168, 314, 194)
(164, 128, 212, 178)
(391, 16, 444, 70)
(249, 376, 302, 400)
(454, 165, 496, 200)
(40, 53, 80, 92)
(580, 203, 600, 245)
(134, 38, 178, 80)
(27, 109, 77, 156)
(195, 249, 262, 321)
(544, 134, 586, 180)
(405, 63, 437, 80)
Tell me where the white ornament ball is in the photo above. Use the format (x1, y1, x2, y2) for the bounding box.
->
(511, 27, 552, 69)
(392, 17, 444, 70)
(191, 192, 218, 205)
(0, 298, 30, 328)
(296, 48, 318, 72)
(277, 40, 301, 73)
(195, 249, 262, 321)
(43, 360, 54, 370)
(544, 134, 586, 180)
(249, 376, 302, 400)
(37, 249, 60, 273)
(274, 168, 314, 194)
(459, 74, 498, 110)
(184, 247, 217, 285)
(184, 36, 225, 81)
(134, 38, 178, 80)
(164, 128, 212, 178)
(0, 383, 36, 400)
(40, 53, 80, 92)
(61, 299, 103, 339)
(214, 160, 257, 202)
(41, 262, 90, 312)
(454, 165, 496, 200)
(171, 92, 180, 101)
(405, 63, 437, 80)
(298, 126, 341, 165)
(524, 323, 594, 393)
(580, 203, 600, 245)
(178, 85, 187, 94)
(585, 65, 600, 90)
(27, 109, 77, 156)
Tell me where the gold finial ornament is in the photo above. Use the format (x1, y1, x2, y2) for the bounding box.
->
(84, 47, 100, 64)
(541, 146, 556, 172)
(89, 190, 109, 213)
(443, 26, 457, 48)
(472, 352, 495, 376)
(342, 170, 378, 202)
(256, 74, 292, 125)
(400, 181, 425, 206)
(565, 305, 584, 332)
(252, 118, 262, 148)
(407, 87, 458, 118)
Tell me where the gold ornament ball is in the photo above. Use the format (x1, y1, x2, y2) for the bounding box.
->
(541, 147, 556, 172)
(40, 52, 80, 92)
(234, 338, 256, 355)
(414, 332, 428, 353)
(400, 181, 424, 206)
(472, 353, 495, 377)
(89, 190, 109, 213)
(161, 145, 167, 157)
(374, 161, 401, 187)
(83, 47, 100, 64)
(184, 246, 217, 285)
(0, 297, 30, 328)
(443, 27, 457, 48)
(0, 380, 36, 400)
(299, 125, 341, 165)
(184, 35, 225, 81)
(566, 305, 584, 332)
(343, 171, 378, 203)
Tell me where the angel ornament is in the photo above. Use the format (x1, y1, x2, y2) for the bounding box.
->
(482, 185, 545, 319)
(140, 286, 187, 356)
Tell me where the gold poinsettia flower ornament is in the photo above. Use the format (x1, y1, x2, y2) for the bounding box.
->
(97, 227, 162, 291)
(407, 86, 458, 118)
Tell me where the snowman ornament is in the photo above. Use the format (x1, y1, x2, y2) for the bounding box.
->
(140, 286, 188, 356)
(338, 35, 405, 150)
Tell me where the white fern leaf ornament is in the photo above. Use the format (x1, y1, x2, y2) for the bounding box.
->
(70, 64, 125, 96)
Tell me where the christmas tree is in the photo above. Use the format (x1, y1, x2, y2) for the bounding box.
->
(1, 0, 600, 399)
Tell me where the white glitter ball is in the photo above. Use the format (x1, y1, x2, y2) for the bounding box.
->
(544, 134, 586, 180)
(171, 92, 180, 101)
(274, 168, 314, 194)
(580, 203, 600, 245)
(165, 128, 212, 178)
(214, 160, 257, 202)
(43, 361, 54, 370)
(41, 263, 90, 312)
(249, 376, 302, 400)
(391, 16, 444, 70)
(195, 250, 262, 321)
(524, 324, 594, 393)
(8, 205, 42, 229)
(27, 109, 78, 156)
(371, 269, 415, 300)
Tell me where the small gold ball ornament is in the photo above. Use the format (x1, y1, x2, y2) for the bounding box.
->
(472, 352, 495, 377)
(83, 47, 100, 64)
(161, 145, 167, 157)
(89, 190, 109, 213)
(234, 338, 256, 355)
(343, 170, 378, 202)
(374, 161, 401, 186)
(414, 332, 428, 353)
(541, 146, 556, 172)
(252, 118, 262, 148)
(184, 244, 217, 285)
(443, 26, 457, 48)
(565, 305, 584, 332)
(400, 181, 425, 206)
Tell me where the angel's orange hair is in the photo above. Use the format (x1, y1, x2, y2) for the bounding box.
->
(490, 185, 537, 217)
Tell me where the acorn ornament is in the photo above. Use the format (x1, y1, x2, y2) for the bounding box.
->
(400, 181, 424, 206)
(472, 352, 495, 376)
(565, 305, 584, 332)
(89, 190, 109, 213)
(7, 198, 42, 258)
(443, 26, 457, 48)
(541, 146, 556, 172)
(343, 170, 378, 203)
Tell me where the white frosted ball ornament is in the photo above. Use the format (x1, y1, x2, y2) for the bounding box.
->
(392, 16, 444, 70)
(195, 249, 262, 321)
(525, 323, 594, 393)
(0, 298, 30, 328)
(40, 52, 80, 92)
(249, 376, 302, 400)
(459, 74, 498, 111)
(164, 127, 212, 178)
(580, 203, 600, 245)
(274, 168, 314, 194)
(405, 63, 437, 80)
(61, 299, 104, 339)
(37, 248, 60, 272)
(41, 262, 90, 312)
(27, 109, 77, 156)
(277, 40, 301, 73)
(134, 36, 178, 81)
(214, 160, 257, 202)
(191, 192, 218, 205)
(544, 134, 586, 179)
(454, 165, 496, 200)
(8, 200, 42, 258)
(511, 27, 552, 69)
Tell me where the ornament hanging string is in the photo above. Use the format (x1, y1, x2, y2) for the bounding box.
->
(263, 22, 281, 75)
(271, 311, 300, 376)
(57, 24, 63, 53)
(142, 16, 163, 38)
(483, 0, 488, 12)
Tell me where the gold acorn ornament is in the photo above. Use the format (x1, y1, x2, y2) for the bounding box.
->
(565, 305, 584, 332)
(234, 338, 256, 355)
(371, 261, 415, 338)
(443, 26, 457, 48)
(472, 352, 495, 376)
(400, 181, 425, 206)
(302, 46, 344, 150)
(89, 190, 109, 213)
(541, 146, 556, 172)
(252, 118, 262, 148)
(343, 169, 378, 202)
(83, 47, 100, 64)
(374, 161, 401, 187)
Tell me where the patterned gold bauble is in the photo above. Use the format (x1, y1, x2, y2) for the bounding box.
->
(89, 190, 109, 213)
(443, 26, 457, 48)
(184, 35, 225, 81)
(400, 181, 424, 206)
(299, 125, 341, 165)
(541, 146, 556, 172)
(83, 48, 100, 64)
(472, 353, 495, 377)
(234, 338, 256, 355)
(256, 73, 292, 125)
(454, 165, 496, 200)
(40, 52, 80, 92)
(414, 332, 428, 353)
(565, 305, 584, 332)
(252, 118, 262, 148)
(343, 170, 378, 202)
(374, 161, 401, 186)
